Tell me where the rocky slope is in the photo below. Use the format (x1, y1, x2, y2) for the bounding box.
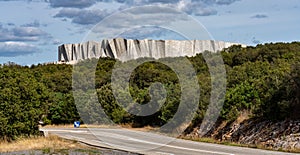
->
(187, 114, 300, 152)
(58, 38, 245, 63)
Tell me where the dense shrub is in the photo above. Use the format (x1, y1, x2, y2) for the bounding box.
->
(1, 42, 300, 141)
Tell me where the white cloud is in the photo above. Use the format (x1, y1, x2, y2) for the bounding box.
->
(52, 0, 242, 28)
(116, 0, 240, 16)
(0, 42, 38, 57)
(13, 27, 47, 37)
(86, 5, 212, 41)
(54, 8, 110, 25)
(47, 0, 96, 8)
(0, 25, 50, 42)
(21, 20, 41, 27)
(251, 14, 268, 19)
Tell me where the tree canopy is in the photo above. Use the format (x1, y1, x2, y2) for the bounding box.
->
(1, 42, 300, 141)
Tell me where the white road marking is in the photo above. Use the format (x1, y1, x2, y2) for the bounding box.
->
(155, 152, 175, 155)
(128, 138, 234, 155)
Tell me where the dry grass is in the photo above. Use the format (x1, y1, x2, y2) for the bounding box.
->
(0, 135, 90, 153)
(236, 110, 250, 124)
(183, 136, 264, 149)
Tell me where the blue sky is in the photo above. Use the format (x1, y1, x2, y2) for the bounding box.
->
(0, 0, 299, 65)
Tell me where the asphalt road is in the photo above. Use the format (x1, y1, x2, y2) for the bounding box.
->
(40, 128, 298, 155)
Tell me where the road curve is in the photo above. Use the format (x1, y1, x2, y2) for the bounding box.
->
(40, 128, 297, 155)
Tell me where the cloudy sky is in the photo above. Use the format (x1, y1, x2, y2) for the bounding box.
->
(0, 0, 299, 65)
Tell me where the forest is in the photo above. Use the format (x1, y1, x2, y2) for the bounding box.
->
(0, 42, 300, 141)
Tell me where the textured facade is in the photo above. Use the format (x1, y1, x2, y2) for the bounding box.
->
(58, 38, 245, 63)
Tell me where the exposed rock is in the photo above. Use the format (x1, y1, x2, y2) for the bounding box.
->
(58, 38, 245, 63)
(187, 119, 300, 152)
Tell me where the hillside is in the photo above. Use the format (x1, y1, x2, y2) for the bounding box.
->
(1, 42, 300, 151)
